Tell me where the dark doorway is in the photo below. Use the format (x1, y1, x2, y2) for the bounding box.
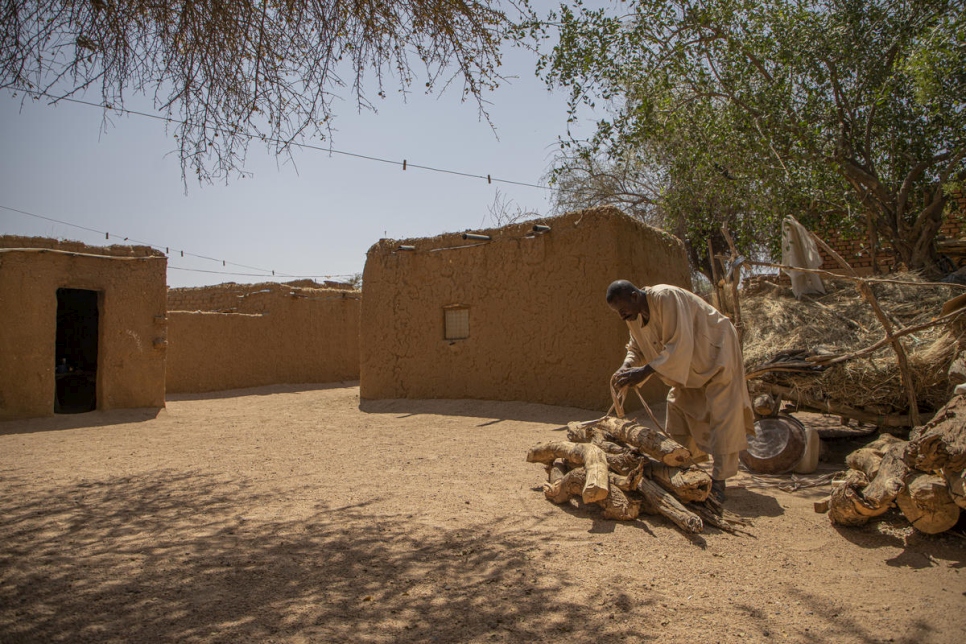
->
(55, 288, 100, 413)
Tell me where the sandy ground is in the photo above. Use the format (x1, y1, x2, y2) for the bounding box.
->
(1, 383, 964, 644)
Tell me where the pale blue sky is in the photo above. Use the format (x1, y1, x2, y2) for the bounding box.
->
(0, 39, 581, 288)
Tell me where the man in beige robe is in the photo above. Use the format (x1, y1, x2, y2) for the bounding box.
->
(606, 280, 755, 503)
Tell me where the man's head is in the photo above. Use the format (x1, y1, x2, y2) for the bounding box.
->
(606, 280, 646, 322)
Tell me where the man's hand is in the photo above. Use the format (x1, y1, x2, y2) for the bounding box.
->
(611, 365, 653, 390)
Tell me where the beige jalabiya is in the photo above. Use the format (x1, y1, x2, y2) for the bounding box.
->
(624, 284, 755, 479)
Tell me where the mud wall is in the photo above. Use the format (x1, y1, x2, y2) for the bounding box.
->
(360, 207, 692, 411)
(0, 237, 167, 420)
(166, 284, 360, 393)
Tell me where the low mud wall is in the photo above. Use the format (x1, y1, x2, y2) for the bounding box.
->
(166, 284, 359, 393)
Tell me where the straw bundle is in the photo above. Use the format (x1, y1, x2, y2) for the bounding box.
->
(741, 274, 965, 416)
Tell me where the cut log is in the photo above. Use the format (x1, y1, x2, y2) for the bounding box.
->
(636, 477, 703, 533)
(846, 448, 884, 480)
(566, 421, 605, 444)
(905, 395, 966, 473)
(864, 433, 906, 453)
(827, 470, 875, 526)
(606, 451, 645, 476)
(543, 466, 583, 504)
(527, 441, 610, 503)
(896, 472, 961, 534)
(594, 417, 692, 467)
(543, 459, 572, 504)
(753, 393, 780, 417)
(600, 481, 642, 521)
(689, 502, 754, 535)
(542, 468, 641, 520)
(860, 440, 909, 514)
(944, 468, 966, 510)
(647, 459, 713, 503)
(845, 434, 906, 479)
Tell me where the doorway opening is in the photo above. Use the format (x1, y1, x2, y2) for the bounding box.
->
(55, 288, 100, 413)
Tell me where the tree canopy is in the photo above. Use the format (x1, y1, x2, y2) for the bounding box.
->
(2, 0, 512, 182)
(521, 0, 966, 274)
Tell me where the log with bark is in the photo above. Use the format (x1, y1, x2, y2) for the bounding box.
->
(542, 465, 643, 521)
(636, 477, 704, 534)
(858, 440, 910, 514)
(824, 439, 911, 526)
(826, 469, 875, 527)
(646, 459, 713, 503)
(821, 423, 966, 534)
(590, 417, 693, 467)
(527, 441, 610, 503)
(896, 472, 961, 534)
(904, 395, 966, 473)
(944, 468, 966, 510)
(844, 433, 905, 480)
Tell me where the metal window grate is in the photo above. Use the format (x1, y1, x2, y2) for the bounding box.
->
(444, 307, 469, 340)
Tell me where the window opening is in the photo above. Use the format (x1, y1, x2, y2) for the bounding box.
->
(55, 288, 99, 413)
(444, 307, 470, 340)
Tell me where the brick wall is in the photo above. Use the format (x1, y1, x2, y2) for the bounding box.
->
(816, 190, 965, 273)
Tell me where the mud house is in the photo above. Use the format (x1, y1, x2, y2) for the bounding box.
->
(360, 207, 692, 411)
(0, 236, 167, 420)
(166, 281, 360, 394)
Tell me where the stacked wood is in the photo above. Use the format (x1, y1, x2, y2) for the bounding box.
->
(529, 417, 749, 536)
(817, 395, 965, 534)
(526, 441, 609, 503)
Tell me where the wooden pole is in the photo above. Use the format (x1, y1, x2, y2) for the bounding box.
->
(720, 224, 745, 346)
(807, 231, 922, 426)
(759, 382, 912, 427)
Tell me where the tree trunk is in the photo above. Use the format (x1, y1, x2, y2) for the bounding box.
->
(896, 472, 961, 534)
(526, 441, 610, 504)
(593, 417, 692, 467)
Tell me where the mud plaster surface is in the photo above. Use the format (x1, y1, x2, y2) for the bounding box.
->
(1, 384, 964, 643)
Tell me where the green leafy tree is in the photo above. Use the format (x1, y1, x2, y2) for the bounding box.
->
(522, 0, 966, 273)
(2, 0, 511, 182)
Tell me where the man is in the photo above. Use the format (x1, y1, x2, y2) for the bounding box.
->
(606, 280, 755, 504)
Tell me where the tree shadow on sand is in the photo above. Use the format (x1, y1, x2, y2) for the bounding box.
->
(1, 470, 663, 643)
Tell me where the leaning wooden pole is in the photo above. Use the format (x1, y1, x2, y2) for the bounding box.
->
(808, 231, 921, 426)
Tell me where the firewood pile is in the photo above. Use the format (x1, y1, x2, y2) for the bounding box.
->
(526, 416, 750, 536)
(817, 394, 966, 534)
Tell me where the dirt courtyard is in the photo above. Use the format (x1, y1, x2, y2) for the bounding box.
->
(1, 384, 964, 643)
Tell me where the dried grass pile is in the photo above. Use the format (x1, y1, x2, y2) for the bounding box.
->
(740, 274, 965, 416)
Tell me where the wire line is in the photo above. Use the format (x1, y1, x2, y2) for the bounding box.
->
(10, 89, 550, 191)
(1, 203, 355, 280)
